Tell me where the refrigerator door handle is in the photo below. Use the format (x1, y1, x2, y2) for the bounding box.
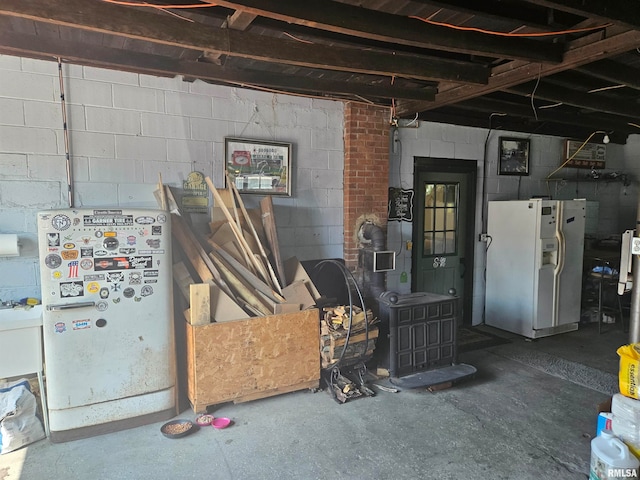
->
(46, 301, 96, 311)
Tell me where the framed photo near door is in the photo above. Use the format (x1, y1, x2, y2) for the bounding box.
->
(498, 137, 530, 176)
(225, 137, 292, 196)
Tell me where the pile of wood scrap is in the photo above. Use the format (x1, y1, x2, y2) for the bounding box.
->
(320, 305, 378, 369)
(158, 174, 321, 325)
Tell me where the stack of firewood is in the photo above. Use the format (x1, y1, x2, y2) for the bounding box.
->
(156, 173, 321, 325)
(320, 305, 378, 369)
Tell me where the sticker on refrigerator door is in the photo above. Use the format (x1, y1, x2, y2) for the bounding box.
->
(72, 319, 91, 330)
(129, 272, 142, 285)
(60, 281, 84, 297)
(47, 233, 60, 247)
(126, 235, 136, 246)
(51, 270, 63, 280)
(152, 226, 162, 235)
(96, 301, 108, 311)
(129, 256, 152, 269)
(80, 247, 93, 258)
(123, 287, 135, 298)
(144, 270, 159, 278)
(84, 274, 104, 282)
(45, 254, 62, 269)
(67, 260, 79, 279)
(157, 214, 167, 223)
(51, 214, 71, 231)
(63, 242, 75, 249)
(106, 272, 124, 283)
(145, 238, 161, 249)
(566, 216, 575, 224)
(61, 250, 78, 260)
(94, 257, 130, 271)
(80, 258, 93, 270)
(141, 285, 153, 297)
(86, 282, 100, 294)
(119, 248, 135, 255)
(135, 216, 155, 225)
(99, 287, 109, 299)
(54, 322, 66, 334)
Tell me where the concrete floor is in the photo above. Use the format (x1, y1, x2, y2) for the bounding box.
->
(0, 322, 629, 480)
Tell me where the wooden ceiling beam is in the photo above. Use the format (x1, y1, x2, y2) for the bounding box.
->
(459, 96, 638, 133)
(210, 0, 564, 63)
(408, 0, 575, 29)
(576, 60, 640, 92)
(506, 82, 640, 119)
(422, 107, 629, 144)
(0, 0, 488, 84)
(396, 28, 640, 116)
(522, 0, 640, 30)
(0, 30, 436, 101)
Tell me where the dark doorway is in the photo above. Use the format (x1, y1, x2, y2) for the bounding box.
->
(412, 158, 477, 325)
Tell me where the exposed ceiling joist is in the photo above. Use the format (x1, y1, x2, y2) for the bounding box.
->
(396, 28, 640, 115)
(576, 60, 640, 92)
(0, 0, 638, 141)
(460, 96, 637, 134)
(408, 0, 563, 29)
(210, 0, 565, 63)
(0, 0, 488, 84)
(0, 29, 436, 101)
(522, 0, 640, 30)
(506, 82, 640, 119)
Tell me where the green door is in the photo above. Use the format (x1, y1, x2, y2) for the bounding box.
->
(412, 161, 476, 324)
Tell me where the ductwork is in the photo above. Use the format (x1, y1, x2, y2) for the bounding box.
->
(359, 222, 386, 299)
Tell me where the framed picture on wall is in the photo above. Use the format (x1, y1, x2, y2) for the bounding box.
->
(498, 137, 530, 176)
(225, 137, 292, 196)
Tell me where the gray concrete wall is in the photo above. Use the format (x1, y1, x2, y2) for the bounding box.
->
(0, 55, 344, 302)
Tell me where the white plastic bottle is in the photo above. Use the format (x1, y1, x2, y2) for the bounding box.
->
(591, 430, 640, 479)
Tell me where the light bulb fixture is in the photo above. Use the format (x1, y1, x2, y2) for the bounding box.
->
(603, 134, 610, 144)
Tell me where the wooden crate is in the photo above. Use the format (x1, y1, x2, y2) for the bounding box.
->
(185, 309, 320, 413)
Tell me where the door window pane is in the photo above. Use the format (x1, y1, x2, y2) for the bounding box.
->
(422, 182, 459, 257)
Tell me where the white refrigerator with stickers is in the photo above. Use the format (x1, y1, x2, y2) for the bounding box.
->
(37, 208, 175, 443)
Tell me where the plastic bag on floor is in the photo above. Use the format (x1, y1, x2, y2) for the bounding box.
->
(0, 378, 45, 454)
(618, 344, 640, 399)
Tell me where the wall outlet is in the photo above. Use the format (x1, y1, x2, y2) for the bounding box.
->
(479, 233, 489, 242)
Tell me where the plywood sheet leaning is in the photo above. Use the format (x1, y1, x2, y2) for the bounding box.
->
(227, 174, 282, 294)
(173, 261, 194, 301)
(205, 176, 273, 288)
(209, 281, 250, 322)
(283, 256, 322, 300)
(185, 309, 320, 412)
(260, 196, 286, 288)
(209, 240, 284, 305)
(207, 250, 273, 316)
(282, 280, 316, 310)
(189, 283, 210, 326)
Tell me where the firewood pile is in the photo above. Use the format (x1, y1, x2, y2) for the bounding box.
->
(320, 305, 379, 369)
(155, 173, 321, 324)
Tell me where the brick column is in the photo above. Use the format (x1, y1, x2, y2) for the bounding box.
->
(343, 102, 390, 269)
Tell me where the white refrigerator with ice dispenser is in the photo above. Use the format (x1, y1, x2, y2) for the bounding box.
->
(485, 199, 586, 339)
(37, 208, 175, 443)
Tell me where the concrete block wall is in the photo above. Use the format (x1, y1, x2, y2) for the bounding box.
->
(0, 54, 344, 301)
(387, 121, 635, 325)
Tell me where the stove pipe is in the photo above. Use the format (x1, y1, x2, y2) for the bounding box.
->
(360, 222, 386, 299)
